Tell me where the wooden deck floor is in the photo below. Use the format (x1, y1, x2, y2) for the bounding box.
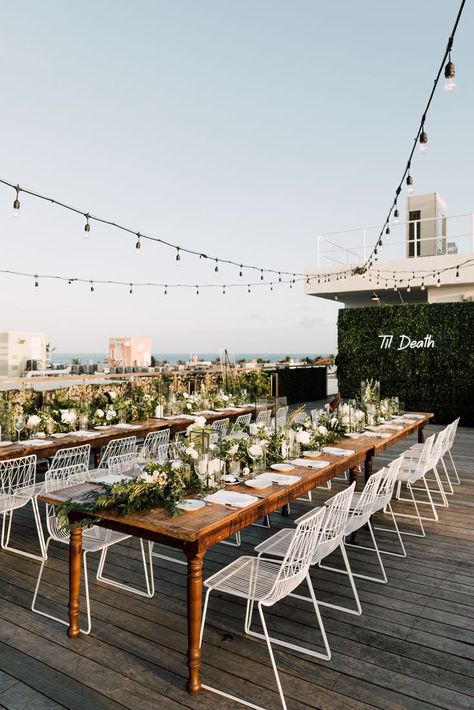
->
(0, 423, 473, 709)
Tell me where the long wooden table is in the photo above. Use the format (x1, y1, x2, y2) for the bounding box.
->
(0, 406, 254, 465)
(38, 412, 432, 695)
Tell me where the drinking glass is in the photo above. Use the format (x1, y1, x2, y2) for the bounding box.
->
(79, 414, 89, 431)
(15, 415, 25, 442)
(194, 454, 209, 487)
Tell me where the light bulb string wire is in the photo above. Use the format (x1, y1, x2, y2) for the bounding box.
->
(0, 267, 301, 290)
(361, 0, 467, 273)
(0, 177, 302, 278)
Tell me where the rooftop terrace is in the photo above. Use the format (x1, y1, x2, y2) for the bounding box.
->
(0, 419, 472, 710)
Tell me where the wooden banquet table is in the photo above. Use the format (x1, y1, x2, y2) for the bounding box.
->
(38, 412, 433, 696)
(0, 406, 255, 465)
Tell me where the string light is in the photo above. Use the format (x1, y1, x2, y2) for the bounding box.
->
(135, 233, 141, 253)
(176, 248, 181, 262)
(260, 270, 264, 281)
(164, 285, 168, 295)
(444, 53, 456, 91)
(407, 283, 411, 293)
(129, 283, 133, 295)
(0, 178, 302, 279)
(406, 173, 414, 194)
(385, 226, 391, 240)
(196, 285, 199, 296)
(248, 285, 251, 293)
(456, 266, 460, 279)
(419, 127, 428, 153)
(34, 275, 39, 287)
(12, 185, 20, 217)
(90, 281, 94, 293)
(393, 207, 400, 223)
(84, 214, 91, 235)
(421, 279, 425, 290)
(239, 265, 243, 277)
(214, 260, 219, 273)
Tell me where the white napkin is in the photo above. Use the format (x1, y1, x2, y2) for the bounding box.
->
(0, 441, 14, 447)
(50, 432, 70, 438)
(321, 447, 355, 456)
(70, 430, 95, 437)
(114, 423, 140, 429)
(255, 472, 301, 485)
(369, 432, 392, 439)
(289, 458, 330, 469)
(381, 424, 404, 431)
(21, 439, 50, 446)
(403, 414, 425, 420)
(204, 490, 258, 508)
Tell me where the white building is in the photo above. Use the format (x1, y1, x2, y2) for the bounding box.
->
(0, 331, 47, 377)
(305, 194, 474, 307)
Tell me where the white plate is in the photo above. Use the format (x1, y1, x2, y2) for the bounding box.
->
(303, 451, 321, 459)
(0, 441, 14, 447)
(177, 499, 206, 512)
(270, 463, 295, 472)
(94, 474, 129, 486)
(345, 432, 362, 438)
(245, 478, 273, 489)
(95, 425, 113, 430)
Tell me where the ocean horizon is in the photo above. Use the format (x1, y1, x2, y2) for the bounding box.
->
(53, 352, 330, 365)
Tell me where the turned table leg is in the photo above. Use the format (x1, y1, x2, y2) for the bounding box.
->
(186, 549, 204, 695)
(67, 525, 82, 638)
(418, 424, 426, 444)
(364, 452, 374, 484)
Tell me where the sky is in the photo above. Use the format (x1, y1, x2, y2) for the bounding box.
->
(0, 0, 472, 355)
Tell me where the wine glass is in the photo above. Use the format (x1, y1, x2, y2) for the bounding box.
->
(15, 415, 25, 442)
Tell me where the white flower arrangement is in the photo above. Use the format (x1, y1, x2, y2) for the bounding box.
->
(296, 430, 311, 445)
(27, 414, 41, 429)
(61, 410, 77, 424)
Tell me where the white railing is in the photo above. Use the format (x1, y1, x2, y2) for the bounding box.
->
(316, 212, 474, 268)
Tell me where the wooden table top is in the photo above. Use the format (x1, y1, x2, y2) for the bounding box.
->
(0, 405, 255, 462)
(38, 412, 433, 553)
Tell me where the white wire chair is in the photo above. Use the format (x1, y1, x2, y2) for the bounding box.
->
(310, 408, 323, 428)
(255, 409, 271, 427)
(292, 411, 309, 426)
(231, 413, 252, 432)
(0, 454, 46, 561)
(200, 506, 326, 710)
(323, 467, 391, 585)
(97, 436, 137, 469)
(31, 462, 154, 634)
(106, 452, 139, 477)
(442, 417, 461, 485)
(49, 444, 91, 471)
(399, 427, 450, 507)
(142, 428, 170, 456)
(210, 418, 229, 440)
(253, 483, 358, 625)
(388, 434, 435, 538)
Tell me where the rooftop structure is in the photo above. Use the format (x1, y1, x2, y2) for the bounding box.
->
(108, 337, 152, 368)
(305, 194, 474, 306)
(0, 331, 47, 377)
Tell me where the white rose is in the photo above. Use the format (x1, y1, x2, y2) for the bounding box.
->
(61, 410, 76, 424)
(27, 415, 41, 428)
(106, 408, 116, 421)
(109, 391, 117, 400)
(248, 444, 263, 458)
(249, 423, 258, 435)
(296, 430, 311, 444)
(229, 444, 239, 456)
(96, 409, 105, 418)
(171, 460, 182, 471)
(317, 425, 328, 436)
(222, 394, 229, 401)
(185, 446, 199, 460)
(182, 392, 189, 399)
(186, 403, 192, 410)
(242, 466, 250, 476)
(140, 472, 154, 482)
(194, 416, 207, 427)
(259, 439, 269, 448)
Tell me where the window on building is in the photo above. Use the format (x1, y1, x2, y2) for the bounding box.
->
(408, 210, 421, 257)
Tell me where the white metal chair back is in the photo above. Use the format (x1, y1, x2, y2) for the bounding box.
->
(154, 443, 173, 463)
(142, 429, 170, 455)
(292, 411, 308, 426)
(49, 444, 91, 472)
(0, 455, 37, 502)
(275, 406, 288, 423)
(345, 469, 384, 536)
(98, 436, 137, 469)
(262, 506, 326, 607)
(44, 463, 91, 541)
(303, 482, 355, 564)
(399, 434, 435, 483)
(429, 427, 450, 467)
(255, 410, 271, 427)
(107, 452, 138, 476)
(372, 459, 402, 512)
(310, 409, 322, 427)
(211, 418, 229, 440)
(275, 415, 287, 431)
(231, 413, 252, 431)
(444, 418, 459, 453)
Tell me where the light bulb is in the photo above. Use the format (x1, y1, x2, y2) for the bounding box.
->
(406, 174, 414, 194)
(419, 131, 428, 154)
(444, 60, 456, 91)
(84, 215, 91, 236)
(135, 234, 141, 253)
(12, 187, 20, 218)
(393, 207, 400, 224)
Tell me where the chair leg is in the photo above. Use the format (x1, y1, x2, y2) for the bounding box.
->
(252, 515, 271, 529)
(447, 450, 461, 484)
(31, 539, 91, 634)
(245, 574, 331, 661)
(390, 482, 426, 537)
(344, 520, 388, 583)
(439, 457, 454, 495)
(1, 501, 46, 561)
(373, 501, 407, 557)
(258, 604, 287, 710)
(199, 587, 212, 646)
(315, 543, 363, 614)
(96, 539, 154, 598)
(220, 531, 241, 547)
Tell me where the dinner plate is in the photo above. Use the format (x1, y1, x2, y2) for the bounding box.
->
(303, 451, 321, 459)
(0, 441, 14, 447)
(245, 478, 272, 489)
(270, 463, 295, 472)
(94, 474, 129, 486)
(177, 499, 206, 512)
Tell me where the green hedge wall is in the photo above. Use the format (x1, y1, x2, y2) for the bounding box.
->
(337, 302, 474, 425)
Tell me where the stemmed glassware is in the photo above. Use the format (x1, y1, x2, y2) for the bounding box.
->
(15, 415, 25, 442)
